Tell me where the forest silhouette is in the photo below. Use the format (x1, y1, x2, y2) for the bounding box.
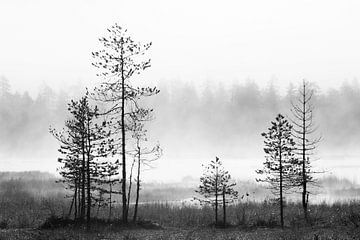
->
(1, 76, 359, 163)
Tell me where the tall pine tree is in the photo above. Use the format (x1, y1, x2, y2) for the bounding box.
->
(92, 24, 159, 223)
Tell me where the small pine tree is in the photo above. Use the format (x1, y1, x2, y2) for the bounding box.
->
(256, 114, 298, 228)
(195, 157, 238, 226)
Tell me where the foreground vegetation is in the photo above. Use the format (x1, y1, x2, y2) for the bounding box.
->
(0, 173, 359, 239)
(2, 194, 360, 229)
(1, 225, 359, 240)
(1, 201, 360, 239)
(0, 172, 359, 228)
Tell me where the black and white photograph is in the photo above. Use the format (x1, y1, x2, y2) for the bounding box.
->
(1, 0, 360, 239)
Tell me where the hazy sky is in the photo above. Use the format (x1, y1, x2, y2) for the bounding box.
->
(2, 1, 360, 182)
(1, 0, 360, 95)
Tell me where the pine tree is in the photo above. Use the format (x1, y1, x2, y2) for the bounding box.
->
(256, 114, 297, 228)
(50, 94, 113, 224)
(50, 120, 82, 219)
(50, 114, 87, 221)
(92, 23, 159, 223)
(195, 157, 238, 226)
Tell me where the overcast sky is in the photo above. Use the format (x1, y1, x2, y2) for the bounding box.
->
(2, 1, 360, 181)
(1, 0, 360, 95)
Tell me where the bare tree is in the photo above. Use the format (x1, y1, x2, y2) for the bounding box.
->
(128, 108, 162, 222)
(290, 80, 321, 221)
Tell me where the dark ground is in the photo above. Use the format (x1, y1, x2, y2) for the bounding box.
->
(0, 226, 359, 240)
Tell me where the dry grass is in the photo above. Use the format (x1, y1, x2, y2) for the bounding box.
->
(132, 200, 360, 229)
(0, 173, 360, 239)
(1, 191, 360, 229)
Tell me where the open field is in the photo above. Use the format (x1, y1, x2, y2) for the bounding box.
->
(0, 172, 360, 239)
(1, 197, 360, 239)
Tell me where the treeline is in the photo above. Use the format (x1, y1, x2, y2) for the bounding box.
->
(193, 80, 322, 228)
(148, 79, 360, 158)
(0, 76, 78, 159)
(2, 77, 360, 160)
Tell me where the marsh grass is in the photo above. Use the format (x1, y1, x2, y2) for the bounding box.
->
(0, 173, 360, 231)
(1, 187, 360, 230)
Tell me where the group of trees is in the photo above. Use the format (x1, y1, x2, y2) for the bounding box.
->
(50, 95, 117, 223)
(195, 81, 320, 228)
(0, 23, 344, 229)
(50, 24, 161, 225)
(256, 81, 320, 227)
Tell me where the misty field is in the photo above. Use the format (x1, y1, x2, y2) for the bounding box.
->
(0, 172, 359, 239)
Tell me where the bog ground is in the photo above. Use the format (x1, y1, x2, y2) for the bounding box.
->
(0, 226, 359, 240)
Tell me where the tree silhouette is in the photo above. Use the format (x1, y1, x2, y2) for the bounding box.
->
(128, 108, 162, 222)
(256, 114, 297, 228)
(50, 94, 112, 225)
(92, 23, 159, 223)
(290, 80, 321, 222)
(195, 157, 238, 226)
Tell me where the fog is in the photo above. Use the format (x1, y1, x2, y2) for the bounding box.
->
(2, 0, 360, 95)
(1, 76, 360, 182)
(2, 0, 360, 183)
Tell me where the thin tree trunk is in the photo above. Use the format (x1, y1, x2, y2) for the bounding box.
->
(81, 135, 86, 222)
(222, 186, 226, 227)
(279, 124, 284, 228)
(302, 82, 308, 222)
(280, 162, 284, 228)
(215, 162, 218, 225)
(96, 193, 101, 218)
(74, 181, 78, 219)
(133, 146, 141, 222)
(109, 182, 112, 221)
(127, 158, 136, 217)
(68, 184, 76, 218)
(77, 176, 81, 220)
(86, 119, 91, 225)
(120, 44, 128, 223)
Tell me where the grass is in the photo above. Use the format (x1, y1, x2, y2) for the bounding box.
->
(136, 200, 360, 229)
(1, 190, 360, 229)
(0, 173, 360, 239)
(0, 194, 359, 239)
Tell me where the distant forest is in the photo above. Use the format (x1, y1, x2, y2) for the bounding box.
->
(1, 76, 360, 161)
